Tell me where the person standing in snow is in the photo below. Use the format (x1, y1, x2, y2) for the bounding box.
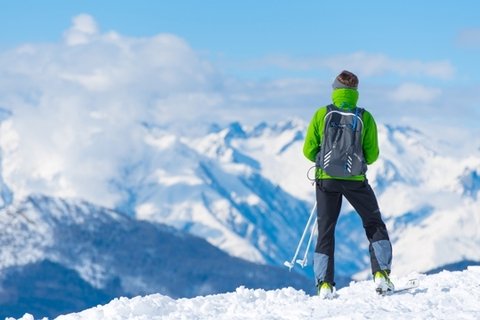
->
(303, 70, 394, 298)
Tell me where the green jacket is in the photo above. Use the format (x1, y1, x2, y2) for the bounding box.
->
(303, 88, 379, 181)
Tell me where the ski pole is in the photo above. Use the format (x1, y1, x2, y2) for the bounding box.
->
(284, 201, 317, 271)
(296, 218, 317, 268)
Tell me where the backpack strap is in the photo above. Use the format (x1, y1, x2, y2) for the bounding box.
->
(352, 107, 365, 131)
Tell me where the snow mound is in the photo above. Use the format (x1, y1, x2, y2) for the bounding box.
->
(13, 267, 480, 320)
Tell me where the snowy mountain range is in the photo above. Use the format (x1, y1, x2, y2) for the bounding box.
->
(0, 195, 310, 319)
(120, 119, 480, 278)
(1, 116, 480, 318)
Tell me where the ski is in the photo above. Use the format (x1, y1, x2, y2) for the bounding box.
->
(377, 278, 419, 296)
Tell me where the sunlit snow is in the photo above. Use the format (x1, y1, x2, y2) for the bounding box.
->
(11, 267, 479, 320)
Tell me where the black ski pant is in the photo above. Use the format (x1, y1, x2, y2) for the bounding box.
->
(314, 179, 392, 286)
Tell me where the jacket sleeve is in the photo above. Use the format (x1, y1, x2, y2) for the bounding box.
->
(303, 108, 325, 162)
(362, 110, 379, 165)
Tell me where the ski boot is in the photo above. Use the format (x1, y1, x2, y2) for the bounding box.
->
(374, 270, 395, 295)
(317, 281, 335, 299)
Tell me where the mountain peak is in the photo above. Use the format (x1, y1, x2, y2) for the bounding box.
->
(224, 121, 247, 140)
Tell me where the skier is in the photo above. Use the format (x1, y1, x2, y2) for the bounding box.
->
(303, 70, 394, 298)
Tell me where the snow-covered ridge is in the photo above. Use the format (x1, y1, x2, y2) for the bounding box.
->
(0, 194, 310, 293)
(15, 267, 477, 320)
(0, 194, 312, 318)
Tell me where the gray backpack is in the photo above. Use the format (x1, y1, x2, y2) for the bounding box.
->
(316, 104, 367, 177)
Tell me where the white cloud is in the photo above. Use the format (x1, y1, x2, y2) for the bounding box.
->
(63, 14, 99, 46)
(261, 52, 456, 80)
(0, 15, 223, 207)
(389, 83, 442, 103)
(60, 69, 112, 91)
(325, 52, 455, 80)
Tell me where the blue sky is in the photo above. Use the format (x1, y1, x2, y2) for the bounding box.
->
(1, 1, 478, 60)
(0, 1, 479, 127)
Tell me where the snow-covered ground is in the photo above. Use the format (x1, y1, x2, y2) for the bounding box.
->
(11, 267, 480, 320)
